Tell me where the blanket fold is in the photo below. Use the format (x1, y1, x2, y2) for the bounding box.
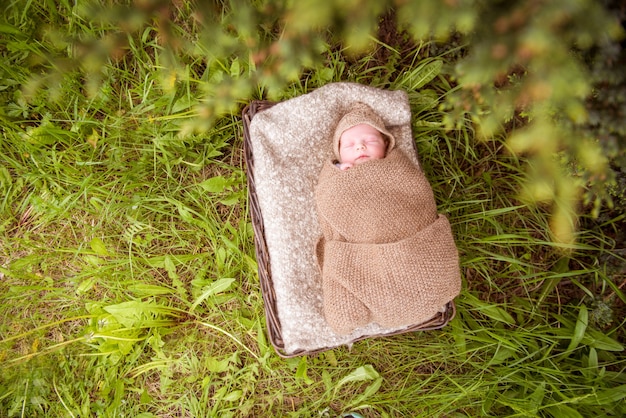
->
(315, 149, 461, 334)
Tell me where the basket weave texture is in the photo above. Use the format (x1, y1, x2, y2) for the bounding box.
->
(243, 94, 456, 357)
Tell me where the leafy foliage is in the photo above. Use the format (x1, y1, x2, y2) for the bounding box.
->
(2, 0, 624, 243)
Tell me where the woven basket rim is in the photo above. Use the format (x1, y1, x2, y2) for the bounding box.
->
(242, 99, 456, 358)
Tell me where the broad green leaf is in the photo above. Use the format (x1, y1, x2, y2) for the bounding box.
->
(316, 67, 334, 83)
(230, 58, 240, 78)
(76, 277, 97, 295)
(206, 356, 231, 373)
(397, 59, 443, 90)
(199, 176, 230, 193)
(90, 237, 110, 256)
(322, 370, 333, 392)
(529, 382, 546, 412)
(103, 300, 178, 328)
(0, 23, 22, 35)
(409, 89, 439, 111)
(111, 378, 124, 411)
(566, 305, 588, 352)
(0, 166, 11, 188)
(295, 357, 314, 385)
(9, 254, 43, 271)
(215, 246, 227, 269)
(351, 377, 383, 406)
(256, 319, 269, 355)
(488, 346, 517, 366)
(582, 329, 624, 352)
(334, 365, 380, 395)
(587, 347, 598, 369)
(450, 317, 466, 352)
(220, 191, 244, 206)
(190, 278, 236, 311)
(171, 96, 192, 113)
(164, 255, 178, 280)
(128, 283, 172, 296)
(103, 301, 148, 327)
(222, 390, 243, 402)
(174, 203, 195, 224)
(323, 350, 338, 367)
(83, 254, 104, 266)
(139, 390, 153, 405)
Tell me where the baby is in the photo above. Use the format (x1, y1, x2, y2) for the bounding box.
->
(332, 102, 395, 170)
(336, 124, 389, 170)
(314, 102, 461, 335)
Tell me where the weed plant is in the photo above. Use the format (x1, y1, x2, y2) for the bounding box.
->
(1, 2, 625, 417)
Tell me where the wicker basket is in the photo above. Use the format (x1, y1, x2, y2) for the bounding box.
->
(242, 100, 456, 358)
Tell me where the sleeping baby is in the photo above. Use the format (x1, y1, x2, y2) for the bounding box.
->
(314, 102, 462, 335)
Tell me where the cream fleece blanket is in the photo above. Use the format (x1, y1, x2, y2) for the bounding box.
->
(315, 149, 461, 335)
(248, 82, 456, 354)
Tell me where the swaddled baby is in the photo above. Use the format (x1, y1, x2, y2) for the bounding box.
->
(314, 102, 461, 335)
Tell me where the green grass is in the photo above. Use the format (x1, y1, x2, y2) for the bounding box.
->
(1, 2, 625, 417)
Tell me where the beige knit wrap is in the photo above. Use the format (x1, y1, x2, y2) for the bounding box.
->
(314, 149, 461, 335)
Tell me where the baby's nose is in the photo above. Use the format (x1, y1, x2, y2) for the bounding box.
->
(355, 143, 365, 150)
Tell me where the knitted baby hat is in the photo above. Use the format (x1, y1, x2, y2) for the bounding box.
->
(332, 102, 396, 160)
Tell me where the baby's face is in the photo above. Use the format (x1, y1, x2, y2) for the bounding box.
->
(339, 124, 387, 166)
